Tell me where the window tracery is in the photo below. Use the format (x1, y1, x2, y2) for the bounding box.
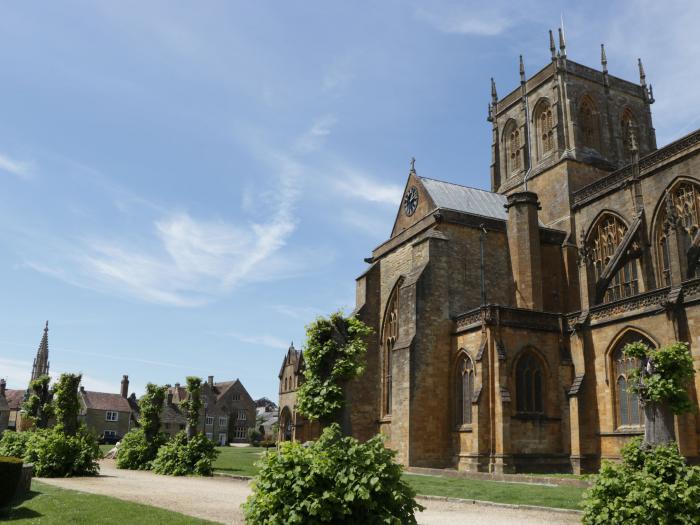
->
(503, 121, 521, 176)
(588, 215, 639, 303)
(656, 181, 700, 284)
(516, 351, 544, 414)
(382, 288, 399, 416)
(579, 96, 600, 151)
(610, 333, 651, 429)
(535, 101, 554, 159)
(455, 353, 474, 426)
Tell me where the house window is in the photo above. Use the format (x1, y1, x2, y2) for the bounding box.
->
(164, 422, 170, 429)
(234, 426, 247, 440)
(237, 409, 246, 421)
(455, 353, 474, 426)
(382, 285, 400, 416)
(105, 411, 118, 422)
(611, 333, 650, 429)
(219, 416, 228, 427)
(588, 214, 639, 303)
(233, 394, 240, 401)
(516, 351, 544, 414)
(206, 416, 214, 426)
(218, 432, 227, 445)
(103, 430, 116, 438)
(206, 432, 213, 440)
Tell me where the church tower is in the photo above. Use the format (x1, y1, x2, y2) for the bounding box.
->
(30, 321, 50, 382)
(489, 29, 656, 233)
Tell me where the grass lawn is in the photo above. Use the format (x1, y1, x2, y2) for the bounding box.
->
(212, 445, 269, 476)
(404, 474, 585, 510)
(98, 444, 113, 456)
(1, 481, 215, 524)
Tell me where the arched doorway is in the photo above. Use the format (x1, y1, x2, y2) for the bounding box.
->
(279, 406, 293, 442)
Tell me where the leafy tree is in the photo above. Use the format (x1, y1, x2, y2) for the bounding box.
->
(52, 373, 82, 436)
(296, 312, 372, 425)
(21, 375, 52, 428)
(624, 341, 696, 445)
(583, 438, 700, 524)
(151, 431, 218, 476)
(0, 431, 33, 458)
(116, 383, 167, 470)
(180, 377, 202, 441)
(244, 424, 423, 524)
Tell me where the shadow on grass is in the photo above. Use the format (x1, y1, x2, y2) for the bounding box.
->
(0, 491, 44, 521)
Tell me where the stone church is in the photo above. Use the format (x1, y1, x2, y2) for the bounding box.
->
(338, 32, 700, 474)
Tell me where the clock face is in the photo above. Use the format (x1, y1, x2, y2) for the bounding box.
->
(403, 186, 419, 216)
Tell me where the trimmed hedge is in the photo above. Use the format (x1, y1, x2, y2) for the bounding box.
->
(0, 456, 23, 508)
(151, 432, 218, 476)
(0, 431, 32, 459)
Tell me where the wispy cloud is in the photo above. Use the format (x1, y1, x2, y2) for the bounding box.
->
(294, 114, 337, 154)
(414, 5, 514, 36)
(212, 331, 290, 350)
(27, 177, 299, 307)
(0, 152, 34, 180)
(273, 304, 322, 321)
(333, 169, 403, 206)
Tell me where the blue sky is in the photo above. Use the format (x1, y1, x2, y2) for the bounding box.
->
(1, 1, 698, 399)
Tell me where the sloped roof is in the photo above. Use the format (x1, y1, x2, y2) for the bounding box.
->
(0, 396, 8, 412)
(5, 389, 25, 410)
(81, 391, 131, 412)
(160, 402, 186, 424)
(420, 177, 508, 220)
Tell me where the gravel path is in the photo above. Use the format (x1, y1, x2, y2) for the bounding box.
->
(37, 460, 581, 525)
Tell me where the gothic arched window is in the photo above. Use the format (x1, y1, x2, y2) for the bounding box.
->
(503, 120, 521, 176)
(655, 181, 700, 284)
(455, 353, 474, 426)
(534, 100, 554, 160)
(620, 109, 638, 164)
(588, 214, 639, 303)
(579, 96, 600, 151)
(610, 332, 651, 429)
(382, 285, 400, 416)
(515, 351, 544, 414)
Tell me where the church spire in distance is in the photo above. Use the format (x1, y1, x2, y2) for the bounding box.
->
(31, 321, 50, 382)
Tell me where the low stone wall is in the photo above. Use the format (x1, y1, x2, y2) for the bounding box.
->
(16, 464, 33, 499)
(406, 466, 591, 488)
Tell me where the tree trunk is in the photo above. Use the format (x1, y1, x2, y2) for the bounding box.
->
(644, 402, 676, 446)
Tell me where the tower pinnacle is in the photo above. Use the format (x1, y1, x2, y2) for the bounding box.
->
(31, 320, 50, 382)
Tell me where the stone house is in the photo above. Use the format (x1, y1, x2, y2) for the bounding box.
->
(167, 376, 256, 444)
(277, 344, 319, 443)
(79, 375, 132, 441)
(329, 33, 700, 474)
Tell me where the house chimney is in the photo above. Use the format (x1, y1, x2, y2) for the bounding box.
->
(167, 392, 173, 406)
(505, 191, 543, 310)
(120, 375, 129, 398)
(80, 385, 85, 393)
(208, 375, 214, 388)
(0, 378, 6, 397)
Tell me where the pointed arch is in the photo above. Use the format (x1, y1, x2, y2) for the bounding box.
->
(532, 97, 555, 160)
(502, 119, 522, 176)
(606, 328, 656, 429)
(454, 349, 475, 426)
(514, 347, 546, 415)
(279, 406, 293, 441)
(578, 94, 601, 152)
(381, 277, 403, 416)
(652, 178, 700, 284)
(585, 211, 640, 303)
(620, 107, 639, 164)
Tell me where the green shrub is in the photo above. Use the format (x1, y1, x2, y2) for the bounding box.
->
(115, 428, 166, 470)
(244, 424, 423, 524)
(0, 431, 33, 459)
(24, 426, 100, 477)
(583, 438, 700, 524)
(151, 431, 218, 476)
(0, 456, 23, 508)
